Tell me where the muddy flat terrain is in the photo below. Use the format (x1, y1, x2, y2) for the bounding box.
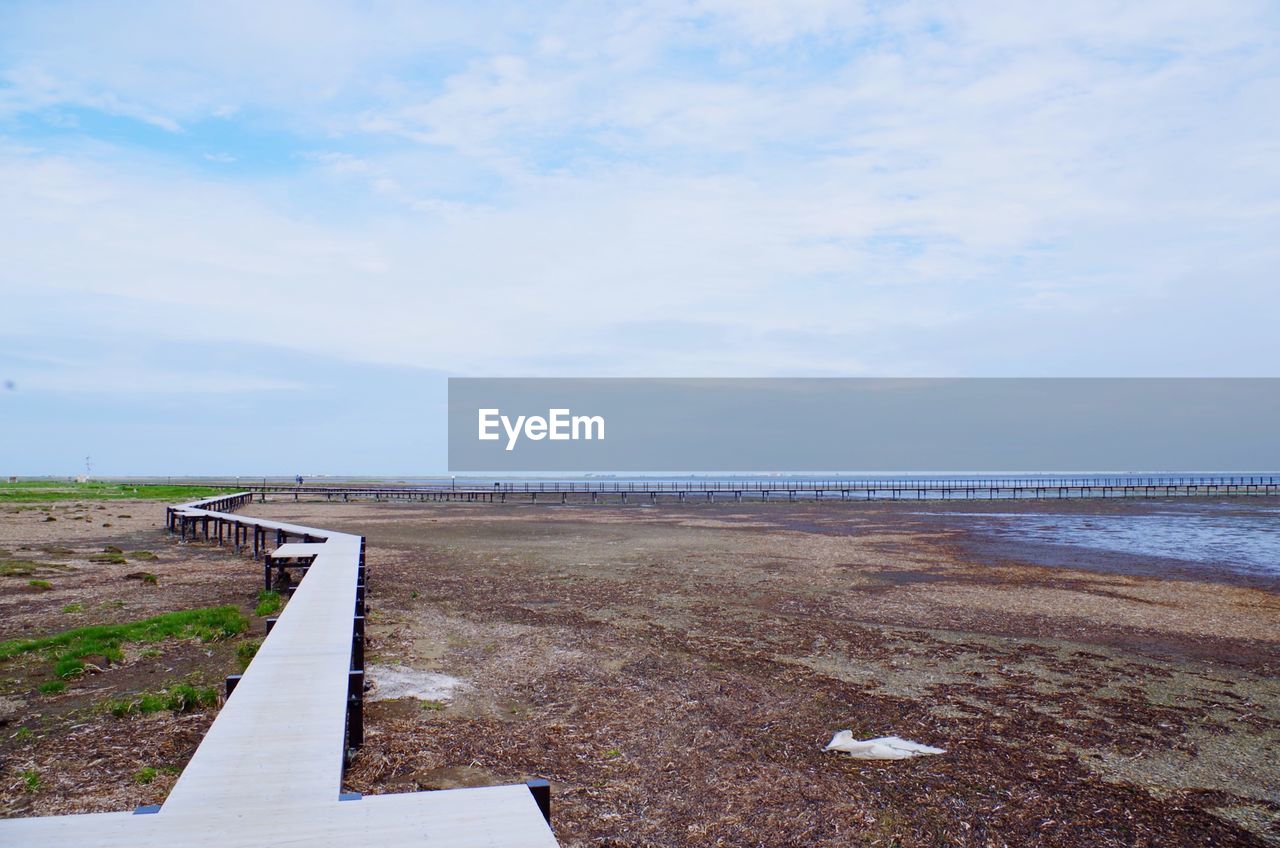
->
(3, 496, 1278, 846)
(0, 499, 264, 816)
(249, 497, 1279, 847)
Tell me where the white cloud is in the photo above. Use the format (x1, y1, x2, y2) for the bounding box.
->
(0, 0, 1277, 380)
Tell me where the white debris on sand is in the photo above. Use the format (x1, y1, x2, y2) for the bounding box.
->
(824, 731, 946, 760)
(367, 664, 465, 702)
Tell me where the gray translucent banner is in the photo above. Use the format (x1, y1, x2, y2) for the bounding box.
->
(447, 378, 1279, 472)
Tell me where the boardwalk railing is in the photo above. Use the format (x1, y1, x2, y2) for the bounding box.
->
(235, 474, 1280, 504)
(0, 494, 558, 848)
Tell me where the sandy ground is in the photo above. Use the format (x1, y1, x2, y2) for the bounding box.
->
(3, 496, 1278, 846)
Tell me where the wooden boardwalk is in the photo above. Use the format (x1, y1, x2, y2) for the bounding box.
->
(0, 493, 558, 848)
(241, 474, 1280, 505)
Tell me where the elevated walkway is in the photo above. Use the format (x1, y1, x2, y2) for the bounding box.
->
(0, 493, 558, 848)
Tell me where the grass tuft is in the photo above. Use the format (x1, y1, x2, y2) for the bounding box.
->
(38, 680, 66, 694)
(235, 640, 261, 672)
(54, 656, 85, 678)
(254, 590, 283, 617)
(61, 603, 83, 614)
(0, 606, 249, 678)
(2, 559, 69, 577)
(108, 683, 219, 717)
(133, 766, 157, 785)
(28, 579, 53, 590)
(21, 770, 40, 792)
(0, 560, 39, 577)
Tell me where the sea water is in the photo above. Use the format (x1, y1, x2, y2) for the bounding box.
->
(918, 501, 1280, 578)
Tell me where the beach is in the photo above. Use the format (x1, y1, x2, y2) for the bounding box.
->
(3, 496, 1278, 845)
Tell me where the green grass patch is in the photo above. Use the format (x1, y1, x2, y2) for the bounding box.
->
(235, 640, 261, 671)
(0, 481, 235, 503)
(13, 727, 33, 743)
(89, 552, 127, 565)
(28, 579, 53, 590)
(54, 655, 85, 677)
(108, 683, 219, 718)
(133, 766, 157, 785)
(421, 699, 446, 711)
(21, 770, 40, 792)
(61, 603, 83, 614)
(0, 606, 248, 678)
(128, 550, 157, 560)
(2, 559, 68, 578)
(37, 680, 66, 695)
(254, 590, 282, 617)
(0, 560, 40, 577)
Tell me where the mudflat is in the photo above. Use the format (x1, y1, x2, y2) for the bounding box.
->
(252, 497, 1280, 847)
(3, 496, 1277, 846)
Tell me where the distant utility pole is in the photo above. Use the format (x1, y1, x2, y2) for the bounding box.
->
(85, 456, 92, 479)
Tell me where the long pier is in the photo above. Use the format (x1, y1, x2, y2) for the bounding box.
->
(0, 493, 558, 848)
(239, 474, 1280, 505)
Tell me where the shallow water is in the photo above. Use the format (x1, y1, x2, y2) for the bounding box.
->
(916, 501, 1280, 578)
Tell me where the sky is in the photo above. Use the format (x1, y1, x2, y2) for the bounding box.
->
(1, 1, 1278, 475)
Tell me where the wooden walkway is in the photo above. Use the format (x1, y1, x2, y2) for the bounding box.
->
(0, 493, 558, 848)
(241, 474, 1280, 505)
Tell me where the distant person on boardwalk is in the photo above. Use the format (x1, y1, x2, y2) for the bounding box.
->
(295, 475, 303, 486)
